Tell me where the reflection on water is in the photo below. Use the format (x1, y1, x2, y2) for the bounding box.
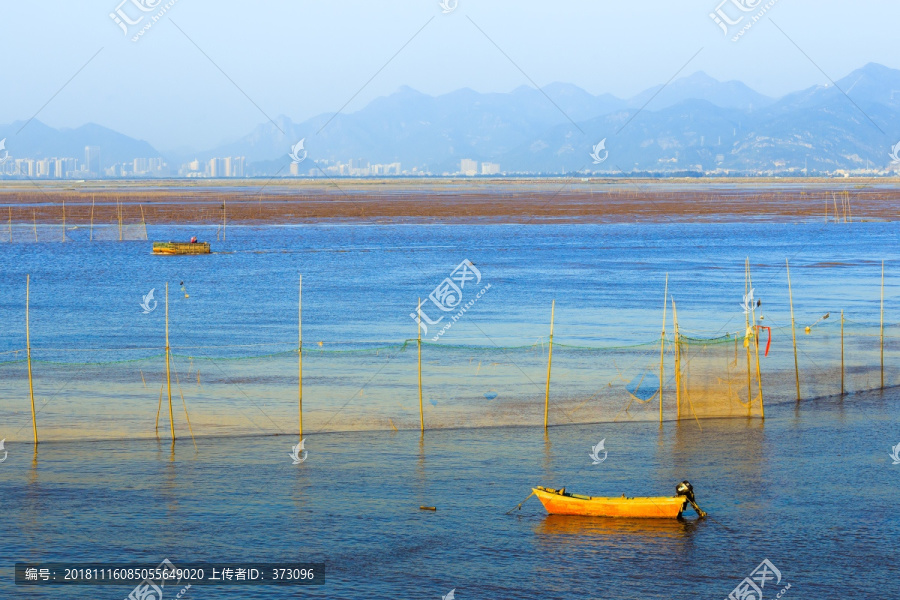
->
(536, 514, 702, 539)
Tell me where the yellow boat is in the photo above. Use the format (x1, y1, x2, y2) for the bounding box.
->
(152, 242, 210, 255)
(532, 481, 706, 519)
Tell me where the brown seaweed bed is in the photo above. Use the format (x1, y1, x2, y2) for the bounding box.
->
(0, 178, 897, 225)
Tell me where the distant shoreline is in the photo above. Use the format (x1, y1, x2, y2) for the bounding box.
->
(0, 178, 897, 224)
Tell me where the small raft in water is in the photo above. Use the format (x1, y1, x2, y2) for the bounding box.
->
(532, 481, 706, 519)
(152, 242, 210, 255)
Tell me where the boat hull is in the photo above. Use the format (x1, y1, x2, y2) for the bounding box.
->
(153, 242, 210, 255)
(533, 487, 687, 519)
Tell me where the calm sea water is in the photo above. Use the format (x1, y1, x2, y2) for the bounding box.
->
(3, 391, 899, 599)
(1, 221, 899, 598)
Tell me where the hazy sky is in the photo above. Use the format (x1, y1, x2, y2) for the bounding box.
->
(3, 0, 899, 153)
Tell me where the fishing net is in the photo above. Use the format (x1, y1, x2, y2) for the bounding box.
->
(0, 316, 896, 443)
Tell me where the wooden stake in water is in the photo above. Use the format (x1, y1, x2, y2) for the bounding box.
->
(165, 283, 175, 441)
(32, 210, 37, 242)
(786, 259, 801, 401)
(881, 260, 885, 389)
(298, 275, 303, 442)
(26, 275, 38, 445)
(8, 206, 11, 242)
(744, 260, 752, 407)
(222, 198, 226, 242)
(418, 297, 424, 433)
(841, 310, 845, 395)
(672, 297, 681, 419)
(90, 196, 95, 242)
(659, 274, 668, 425)
(61, 198, 66, 242)
(748, 263, 764, 418)
(544, 300, 555, 431)
(140, 204, 148, 241)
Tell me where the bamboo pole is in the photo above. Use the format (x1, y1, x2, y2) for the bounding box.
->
(672, 297, 680, 420)
(418, 297, 424, 433)
(543, 300, 555, 431)
(748, 263, 764, 418)
(659, 274, 668, 425)
(61, 199, 66, 242)
(881, 260, 885, 389)
(841, 310, 845, 395)
(32, 210, 37, 241)
(8, 206, 11, 242)
(745, 260, 752, 407)
(140, 204, 148, 241)
(786, 259, 801, 401)
(165, 283, 175, 441)
(26, 275, 38, 445)
(222, 198, 226, 241)
(298, 275, 303, 442)
(90, 196, 95, 241)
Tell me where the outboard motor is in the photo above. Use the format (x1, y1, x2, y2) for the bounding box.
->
(676, 480, 707, 518)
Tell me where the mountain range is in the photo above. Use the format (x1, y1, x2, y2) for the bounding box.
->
(4, 62, 900, 175)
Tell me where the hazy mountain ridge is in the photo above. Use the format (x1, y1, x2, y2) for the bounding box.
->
(4, 63, 900, 174)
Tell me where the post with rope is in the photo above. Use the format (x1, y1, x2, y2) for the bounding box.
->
(748, 263, 764, 418)
(298, 275, 303, 442)
(26, 275, 38, 445)
(659, 275, 668, 425)
(786, 259, 801, 401)
(544, 300, 555, 431)
(418, 297, 424, 433)
(165, 282, 175, 442)
(744, 260, 753, 408)
(672, 297, 681, 420)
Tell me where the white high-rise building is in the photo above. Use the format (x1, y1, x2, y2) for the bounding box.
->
(481, 162, 500, 175)
(85, 146, 100, 176)
(460, 158, 478, 176)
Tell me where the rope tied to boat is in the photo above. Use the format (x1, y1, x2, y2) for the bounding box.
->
(505, 491, 535, 515)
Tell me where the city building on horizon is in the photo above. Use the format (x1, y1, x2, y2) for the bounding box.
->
(460, 158, 478, 176)
(179, 156, 246, 178)
(85, 146, 100, 177)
